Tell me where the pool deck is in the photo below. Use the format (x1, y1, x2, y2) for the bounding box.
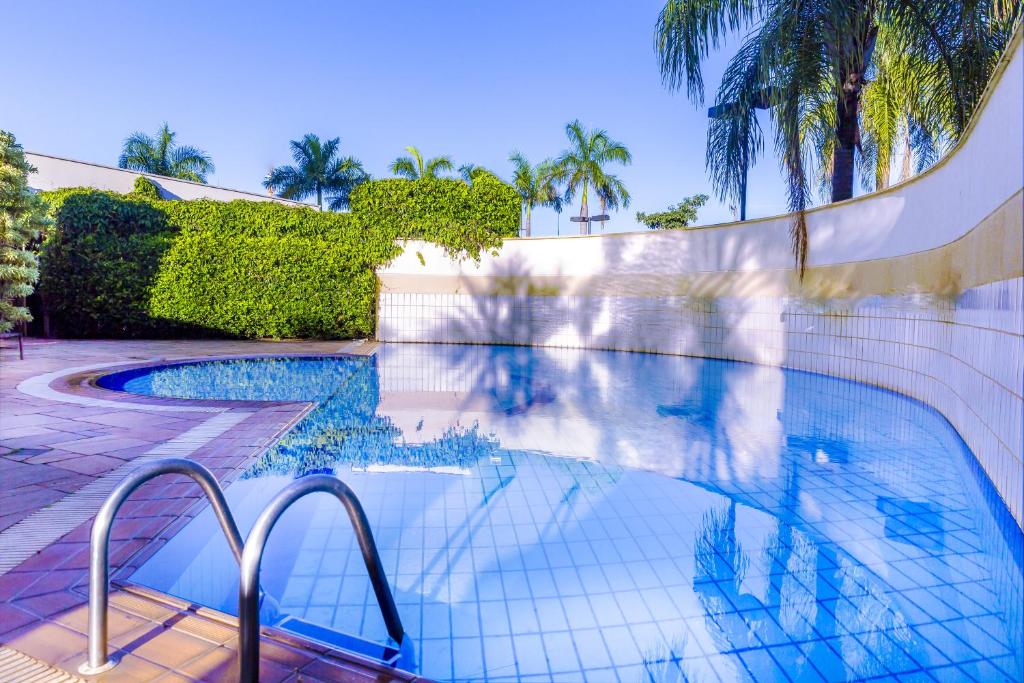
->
(0, 338, 420, 682)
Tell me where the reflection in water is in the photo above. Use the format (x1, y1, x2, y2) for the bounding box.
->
(116, 344, 1023, 682)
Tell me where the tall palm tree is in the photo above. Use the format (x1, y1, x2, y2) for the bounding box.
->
(118, 123, 214, 183)
(509, 152, 563, 237)
(390, 146, 454, 180)
(263, 134, 368, 210)
(554, 121, 632, 235)
(655, 0, 1021, 272)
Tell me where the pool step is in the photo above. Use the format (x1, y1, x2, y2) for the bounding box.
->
(276, 616, 404, 666)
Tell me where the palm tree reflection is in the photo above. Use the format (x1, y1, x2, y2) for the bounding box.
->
(682, 465, 918, 681)
(244, 357, 500, 479)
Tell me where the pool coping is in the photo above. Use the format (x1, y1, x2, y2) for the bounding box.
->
(97, 581, 419, 682)
(83, 353, 424, 679)
(4, 350, 430, 681)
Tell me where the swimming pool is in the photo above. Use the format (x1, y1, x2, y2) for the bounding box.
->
(101, 344, 1023, 682)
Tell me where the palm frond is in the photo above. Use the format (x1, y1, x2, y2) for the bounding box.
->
(424, 155, 454, 178)
(654, 0, 1020, 276)
(705, 32, 767, 209)
(390, 156, 419, 179)
(655, 0, 761, 102)
(596, 174, 631, 210)
(169, 145, 214, 183)
(264, 165, 312, 200)
(267, 133, 366, 208)
(555, 120, 631, 215)
(118, 124, 213, 183)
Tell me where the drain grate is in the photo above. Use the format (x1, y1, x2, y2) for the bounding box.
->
(0, 647, 84, 682)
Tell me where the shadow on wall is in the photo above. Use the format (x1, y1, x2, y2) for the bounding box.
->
(435, 226, 789, 362)
(148, 177, 182, 201)
(446, 252, 605, 348)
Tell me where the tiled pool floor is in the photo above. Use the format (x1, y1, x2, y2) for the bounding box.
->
(111, 344, 1023, 682)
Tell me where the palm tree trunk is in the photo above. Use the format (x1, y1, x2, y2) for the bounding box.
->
(579, 185, 589, 235)
(316, 184, 323, 210)
(600, 196, 607, 231)
(525, 203, 532, 238)
(831, 88, 859, 202)
(899, 119, 913, 182)
(832, 25, 876, 203)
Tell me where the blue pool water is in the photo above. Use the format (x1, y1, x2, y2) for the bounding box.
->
(104, 344, 1023, 682)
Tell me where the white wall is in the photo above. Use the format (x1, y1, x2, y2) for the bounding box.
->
(25, 152, 311, 206)
(381, 34, 1021, 280)
(377, 36, 1024, 529)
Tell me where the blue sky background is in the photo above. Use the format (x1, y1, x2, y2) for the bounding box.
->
(4, 1, 793, 235)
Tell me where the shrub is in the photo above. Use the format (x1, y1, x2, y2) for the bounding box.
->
(38, 190, 174, 337)
(635, 194, 709, 230)
(148, 223, 394, 339)
(37, 175, 518, 339)
(349, 175, 519, 259)
(130, 176, 162, 200)
(0, 131, 51, 332)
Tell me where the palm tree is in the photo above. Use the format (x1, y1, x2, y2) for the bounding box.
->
(263, 134, 368, 210)
(554, 121, 632, 235)
(595, 174, 630, 231)
(508, 152, 563, 237)
(458, 163, 500, 185)
(118, 123, 214, 183)
(655, 0, 1021, 272)
(858, 29, 945, 192)
(390, 146, 454, 180)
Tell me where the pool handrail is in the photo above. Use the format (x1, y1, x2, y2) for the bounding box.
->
(238, 474, 404, 683)
(78, 458, 244, 676)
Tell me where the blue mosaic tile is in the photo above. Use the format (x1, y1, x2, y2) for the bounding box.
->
(120, 344, 1023, 682)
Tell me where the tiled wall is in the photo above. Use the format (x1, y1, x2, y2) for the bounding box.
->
(378, 277, 1024, 527)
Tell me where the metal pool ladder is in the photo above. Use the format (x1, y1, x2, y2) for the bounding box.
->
(79, 458, 244, 676)
(238, 474, 404, 682)
(78, 458, 405, 683)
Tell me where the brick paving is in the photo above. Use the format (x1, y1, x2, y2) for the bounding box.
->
(0, 338, 423, 682)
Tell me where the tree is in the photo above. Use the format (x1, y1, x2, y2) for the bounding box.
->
(458, 163, 500, 185)
(636, 194, 709, 230)
(0, 131, 50, 333)
(390, 146, 454, 180)
(554, 120, 632, 234)
(595, 174, 630, 231)
(857, 28, 944, 192)
(508, 152, 563, 237)
(264, 134, 368, 210)
(655, 0, 1021, 272)
(118, 123, 214, 183)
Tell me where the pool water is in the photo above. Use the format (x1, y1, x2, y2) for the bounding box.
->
(105, 344, 1023, 682)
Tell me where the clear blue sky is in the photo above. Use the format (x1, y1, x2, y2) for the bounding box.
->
(4, 1, 792, 235)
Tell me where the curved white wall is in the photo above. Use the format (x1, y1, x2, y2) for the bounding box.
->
(379, 36, 1023, 528)
(382, 33, 1021, 280)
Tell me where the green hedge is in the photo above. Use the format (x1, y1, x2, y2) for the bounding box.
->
(38, 190, 176, 337)
(349, 175, 519, 259)
(37, 176, 518, 339)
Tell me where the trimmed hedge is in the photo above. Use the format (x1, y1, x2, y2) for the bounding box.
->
(39, 191, 176, 337)
(149, 223, 389, 338)
(38, 176, 518, 339)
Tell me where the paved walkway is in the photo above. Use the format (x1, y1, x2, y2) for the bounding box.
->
(0, 338, 420, 682)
